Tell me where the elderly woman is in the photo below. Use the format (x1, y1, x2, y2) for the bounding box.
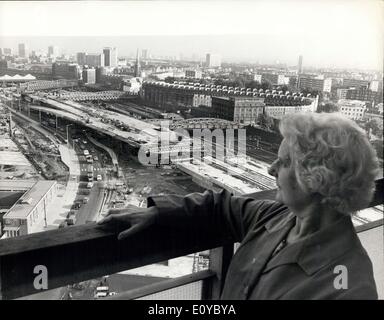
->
(99, 112, 379, 300)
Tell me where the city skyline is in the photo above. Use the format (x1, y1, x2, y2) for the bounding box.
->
(0, 0, 383, 71)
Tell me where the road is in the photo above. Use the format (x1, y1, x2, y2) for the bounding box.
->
(75, 181, 105, 224)
(69, 131, 109, 224)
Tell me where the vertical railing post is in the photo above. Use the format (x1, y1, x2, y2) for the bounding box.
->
(208, 244, 234, 299)
(0, 258, 2, 300)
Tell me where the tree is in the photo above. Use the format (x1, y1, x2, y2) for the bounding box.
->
(245, 80, 260, 90)
(260, 80, 272, 91)
(317, 102, 339, 113)
(213, 78, 228, 86)
(233, 76, 246, 88)
(164, 77, 176, 83)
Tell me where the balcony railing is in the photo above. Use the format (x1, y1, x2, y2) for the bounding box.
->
(0, 179, 382, 300)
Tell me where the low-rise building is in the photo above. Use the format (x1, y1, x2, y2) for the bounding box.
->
(264, 104, 315, 120)
(346, 86, 382, 104)
(338, 99, 367, 121)
(298, 75, 325, 92)
(193, 94, 212, 107)
(336, 88, 349, 100)
(185, 70, 202, 79)
(342, 78, 370, 88)
(253, 74, 262, 83)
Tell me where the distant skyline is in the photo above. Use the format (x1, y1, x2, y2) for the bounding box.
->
(0, 1, 383, 71)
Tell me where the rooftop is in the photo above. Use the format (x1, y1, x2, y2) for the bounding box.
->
(338, 99, 367, 107)
(3, 180, 56, 220)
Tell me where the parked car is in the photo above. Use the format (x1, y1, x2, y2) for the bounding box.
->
(97, 174, 102, 181)
(73, 202, 82, 209)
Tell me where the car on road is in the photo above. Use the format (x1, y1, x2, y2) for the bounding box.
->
(86, 182, 93, 189)
(73, 202, 82, 209)
(97, 174, 102, 181)
(78, 188, 91, 195)
(83, 197, 89, 204)
(71, 204, 79, 210)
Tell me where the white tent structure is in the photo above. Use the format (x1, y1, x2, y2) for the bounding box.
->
(0, 74, 36, 82)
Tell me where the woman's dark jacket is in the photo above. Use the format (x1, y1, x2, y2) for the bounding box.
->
(148, 189, 378, 300)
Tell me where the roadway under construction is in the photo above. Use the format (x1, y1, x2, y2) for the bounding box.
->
(8, 93, 278, 196)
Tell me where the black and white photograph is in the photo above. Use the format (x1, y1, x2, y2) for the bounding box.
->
(0, 0, 382, 303)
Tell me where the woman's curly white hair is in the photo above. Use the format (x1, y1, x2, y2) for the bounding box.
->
(280, 112, 379, 214)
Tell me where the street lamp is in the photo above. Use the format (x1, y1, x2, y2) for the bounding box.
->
(66, 124, 74, 147)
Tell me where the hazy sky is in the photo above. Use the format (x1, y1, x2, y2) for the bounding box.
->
(0, 0, 383, 70)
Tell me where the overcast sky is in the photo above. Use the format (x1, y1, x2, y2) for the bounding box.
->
(0, 0, 382, 70)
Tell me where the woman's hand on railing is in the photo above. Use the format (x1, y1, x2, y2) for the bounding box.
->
(97, 205, 158, 240)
